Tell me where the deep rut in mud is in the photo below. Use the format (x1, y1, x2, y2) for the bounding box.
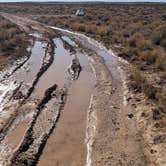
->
(0, 31, 95, 166)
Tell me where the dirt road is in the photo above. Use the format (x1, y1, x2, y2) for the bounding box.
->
(0, 13, 146, 166)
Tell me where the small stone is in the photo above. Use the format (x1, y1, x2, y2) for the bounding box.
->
(128, 113, 134, 119)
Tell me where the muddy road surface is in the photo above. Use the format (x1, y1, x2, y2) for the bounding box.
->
(0, 13, 146, 166)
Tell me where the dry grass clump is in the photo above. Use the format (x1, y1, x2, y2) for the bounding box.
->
(73, 23, 86, 32)
(0, 15, 29, 57)
(96, 26, 109, 37)
(129, 68, 159, 100)
(129, 68, 145, 92)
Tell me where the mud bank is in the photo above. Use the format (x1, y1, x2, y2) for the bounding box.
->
(9, 84, 66, 166)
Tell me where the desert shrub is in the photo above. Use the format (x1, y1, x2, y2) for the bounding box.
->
(96, 27, 109, 37)
(143, 84, 158, 100)
(130, 68, 159, 100)
(128, 33, 152, 51)
(155, 51, 166, 70)
(85, 25, 96, 34)
(129, 68, 145, 92)
(120, 46, 138, 61)
(0, 16, 29, 59)
(158, 95, 166, 113)
(153, 25, 166, 47)
(73, 23, 86, 32)
(128, 33, 141, 47)
(140, 50, 157, 65)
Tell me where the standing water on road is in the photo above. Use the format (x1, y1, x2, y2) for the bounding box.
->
(37, 39, 95, 166)
(9, 35, 46, 84)
(34, 38, 73, 98)
(0, 33, 95, 166)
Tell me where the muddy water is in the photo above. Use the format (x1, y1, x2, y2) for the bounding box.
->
(37, 54, 95, 165)
(9, 40, 46, 84)
(1, 33, 95, 166)
(0, 36, 46, 150)
(77, 38, 121, 85)
(34, 38, 72, 98)
(50, 27, 123, 84)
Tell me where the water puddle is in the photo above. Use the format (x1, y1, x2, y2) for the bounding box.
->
(30, 32, 42, 38)
(0, 32, 95, 165)
(80, 39, 121, 84)
(33, 38, 72, 98)
(9, 41, 46, 84)
(38, 51, 95, 166)
(50, 27, 122, 84)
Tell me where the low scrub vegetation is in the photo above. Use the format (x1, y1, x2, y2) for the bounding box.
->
(0, 15, 29, 69)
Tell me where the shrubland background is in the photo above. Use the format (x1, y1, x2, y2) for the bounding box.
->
(0, 15, 29, 69)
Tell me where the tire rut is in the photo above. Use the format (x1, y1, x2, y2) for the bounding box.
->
(0, 37, 55, 143)
(9, 84, 67, 166)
